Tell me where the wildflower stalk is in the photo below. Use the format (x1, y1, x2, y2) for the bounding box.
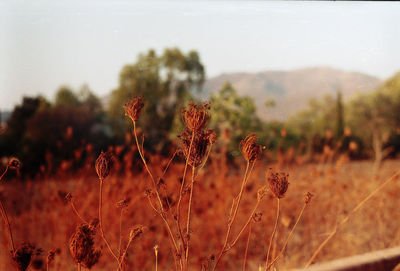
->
(265, 198, 280, 270)
(212, 161, 256, 271)
(266, 201, 308, 270)
(98, 178, 120, 266)
(154, 245, 159, 271)
(132, 121, 181, 265)
(0, 164, 9, 181)
(0, 199, 15, 253)
(117, 237, 133, 271)
(176, 130, 195, 254)
(184, 166, 196, 266)
(230, 199, 260, 249)
(146, 196, 182, 271)
(242, 222, 252, 271)
(0, 165, 15, 254)
(118, 209, 123, 259)
(305, 170, 399, 267)
(69, 200, 88, 225)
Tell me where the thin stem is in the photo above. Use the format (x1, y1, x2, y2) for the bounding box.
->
(265, 198, 280, 271)
(230, 200, 260, 249)
(132, 121, 181, 265)
(0, 165, 9, 181)
(184, 167, 196, 266)
(267, 202, 307, 270)
(118, 209, 123, 259)
(161, 151, 177, 178)
(176, 131, 195, 255)
(117, 238, 133, 271)
(212, 161, 256, 271)
(305, 169, 399, 267)
(155, 248, 158, 271)
(69, 201, 88, 224)
(194, 143, 214, 180)
(242, 222, 252, 271)
(77, 263, 81, 271)
(0, 199, 15, 253)
(147, 193, 182, 271)
(98, 179, 120, 266)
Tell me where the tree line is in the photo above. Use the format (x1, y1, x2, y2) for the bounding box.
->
(1, 47, 399, 177)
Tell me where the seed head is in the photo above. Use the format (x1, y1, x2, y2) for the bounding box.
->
(8, 157, 21, 170)
(89, 218, 99, 230)
(208, 130, 217, 144)
(179, 129, 213, 167)
(95, 151, 113, 180)
(240, 134, 262, 162)
(124, 96, 145, 122)
(252, 212, 263, 223)
(267, 170, 289, 199)
(129, 225, 146, 242)
(182, 102, 210, 132)
(46, 250, 56, 266)
(116, 198, 130, 209)
(69, 223, 101, 269)
(257, 185, 268, 202)
(64, 192, 72, 203)
(304, 192, 313, 204)
(12, 243, 42, 271)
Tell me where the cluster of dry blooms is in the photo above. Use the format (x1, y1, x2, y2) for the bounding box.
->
(1, 97, 399, 271)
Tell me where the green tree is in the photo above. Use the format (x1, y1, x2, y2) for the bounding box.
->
(347, 71, 400, 171)
(209, 82, 262, 155)
(55, 86, 80, 107)
(336, 90, 344, 139)
(108, 48, 205, 148)
(0, 96, 50, 175)
(287, 94, 337, 155)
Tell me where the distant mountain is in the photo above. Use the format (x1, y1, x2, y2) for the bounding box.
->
(203, 67, 382, 121)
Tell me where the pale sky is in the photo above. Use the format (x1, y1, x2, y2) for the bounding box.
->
(1, 0, 399, 110)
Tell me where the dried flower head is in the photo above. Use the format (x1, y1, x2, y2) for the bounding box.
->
(69, 223, 101, 269)
(267, 170, 289, 199)
(64, 192, 72, 203)
(95, 151, 113, 180)
(8, 157, 21, 170)
(304, 192, 313, 204)
(89, 218, 99, 230)
(116, 198, 130, 209)
(252, 212, 263, 223)
(257, 185, 268, 202)
(240, 134, 262, 162)
(179, 129, 213, 167)
(12, 243, 42, 271)
(46, 250, 56, 266)
(124, 96, 145, 122)
(208, 130, 217, 144)
(182, 102, 210, 132)
(129, 225, 146, 242)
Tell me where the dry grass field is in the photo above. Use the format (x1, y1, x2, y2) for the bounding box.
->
(1, 152, 399, 270)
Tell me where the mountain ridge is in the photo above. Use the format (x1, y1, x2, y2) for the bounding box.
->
(203, 66, 382, 121)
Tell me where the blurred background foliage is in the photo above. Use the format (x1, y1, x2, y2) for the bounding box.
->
(1, 48, 400, 177)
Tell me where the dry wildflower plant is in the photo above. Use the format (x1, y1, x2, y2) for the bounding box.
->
(121, 97, 316, 271)
(1, 96, 400, 271)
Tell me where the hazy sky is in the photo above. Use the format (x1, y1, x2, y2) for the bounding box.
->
(1, 1, 399, 110)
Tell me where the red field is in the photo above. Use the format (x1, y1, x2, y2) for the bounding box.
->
(1, 153, 399, 270)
